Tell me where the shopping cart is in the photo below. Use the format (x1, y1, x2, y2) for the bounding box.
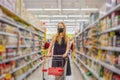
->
(42, 55, 68, 80)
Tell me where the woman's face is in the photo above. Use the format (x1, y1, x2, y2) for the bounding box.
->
(58, 23, 64, 28)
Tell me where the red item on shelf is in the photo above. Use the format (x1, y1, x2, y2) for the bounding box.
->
(112, 74, 120, 80)
(0, 64, 3, 76)
(10, 61, 15, 65)
(44, 42, 50, 49)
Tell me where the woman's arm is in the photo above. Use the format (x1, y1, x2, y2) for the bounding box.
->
(63, 37, 70, 57)
(47, 35, 56, 56)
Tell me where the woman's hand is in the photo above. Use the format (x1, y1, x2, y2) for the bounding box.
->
(47, 53, 52, 57)
(63, 53, 68, 58)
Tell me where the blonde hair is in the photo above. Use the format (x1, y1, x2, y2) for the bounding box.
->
(55, 22, 67, 45)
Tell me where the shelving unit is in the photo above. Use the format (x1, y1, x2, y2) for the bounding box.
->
(75, 3, 120, 80)
(0, 3, 44, 33)
(76, 50, 120, 75)
(0, 1, 44, 80)
(75, 54, 102, 80)
(17, 60, 43, 80)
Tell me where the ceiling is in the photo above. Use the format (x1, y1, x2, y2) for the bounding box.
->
(23, 0, 106, 34)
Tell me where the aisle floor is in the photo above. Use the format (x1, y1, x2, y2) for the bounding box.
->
(26, 62, 84, 80)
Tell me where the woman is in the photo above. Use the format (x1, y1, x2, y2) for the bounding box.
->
(47, 22, 71, 80)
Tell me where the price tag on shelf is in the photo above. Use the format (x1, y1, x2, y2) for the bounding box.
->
(0, 45, 5, 52)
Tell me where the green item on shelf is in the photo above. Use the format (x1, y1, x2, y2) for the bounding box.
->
(25, 56, 31, 61)
(99, 66, 104, 77)
(87, 72, 92, 76)
(38, 52, 42, 55)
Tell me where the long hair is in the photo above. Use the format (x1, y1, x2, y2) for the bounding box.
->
(55, 22, 67, 45)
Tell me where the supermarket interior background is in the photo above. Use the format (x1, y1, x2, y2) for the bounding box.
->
(0, 0, 120, 80)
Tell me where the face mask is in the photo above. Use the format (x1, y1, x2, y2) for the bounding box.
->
(58, 28, 64, 33)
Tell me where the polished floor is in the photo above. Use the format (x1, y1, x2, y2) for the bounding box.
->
(25, 62, 85, 80)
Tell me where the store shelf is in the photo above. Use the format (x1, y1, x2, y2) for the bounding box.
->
(98, 25, 120, 35)
(0, 17, 30, 32)
(0, 3, 44, 33)
(99, 4, 120, 20)
(0, 17, 42, 37)
(17, 60, 43, 80)
(21, 36, 32, 40)
(84, 20, 99, 31)
(35, 45, 40, 47)
(85, 46, 120, 52)
(98, 46, 120, 52)
(0, 55, 43, 80)
(6, 45, 17, 48)
(84, 4, 120, 32)
(98, 61, 120, 75)
(11, 55, 43, 74)
(20, 45, 32, 48)
(76, 50, 120, 75)
(6, 45, 34, 48)
(74, 61, 89, 80)
(0, 50, 41, 64)
(0, 31, 17, 37)
(75, 56, 102, 80)
(85, 46, 91, 49)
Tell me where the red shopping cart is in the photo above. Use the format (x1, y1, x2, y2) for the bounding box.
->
(42, 55, 68, 80)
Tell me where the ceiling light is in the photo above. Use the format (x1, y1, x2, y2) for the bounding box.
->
(80, 8, 98, 11)
(44, 8, 61, 11)
(68, 15, 89, 17)
(77, 19, 89, 22)
(63, 9, 80, 11)
(27, 8, 43, 11)
(64, 20, 75, 22)
(38, 15, 49, 17)
(52, 15, 67, 17)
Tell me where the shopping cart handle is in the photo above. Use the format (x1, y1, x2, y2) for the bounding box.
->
(44, 55, 63, 57)
(52, 55, 63, 57)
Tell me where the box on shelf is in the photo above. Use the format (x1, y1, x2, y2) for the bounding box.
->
(117, 0, 120, 4)
(111, 11, 120, 27)
(16, 0, 22, 15)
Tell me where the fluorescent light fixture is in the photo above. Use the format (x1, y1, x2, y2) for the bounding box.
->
(77, 19, 89, 22)
(37, 15, 89, 18)
(27, 8, 43, 11)
(68, 15, 82, 17)
(68, 15, 89, 17)
(50, 20, 63, 22)
(64, 20, 75, 22)
(27, 8, 98, 11)
(63, 9, 80, 11)
(38, 15, 49, 17)
(40, 20, 50, 22)
(44, 8, 61, 11)
(80, 8, 98, 11)
(52, 15, 67, 17)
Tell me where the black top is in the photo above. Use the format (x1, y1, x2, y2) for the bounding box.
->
(53, 37, 67, 55)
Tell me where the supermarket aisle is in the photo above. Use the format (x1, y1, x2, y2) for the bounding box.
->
(26, 63, 84, 80)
